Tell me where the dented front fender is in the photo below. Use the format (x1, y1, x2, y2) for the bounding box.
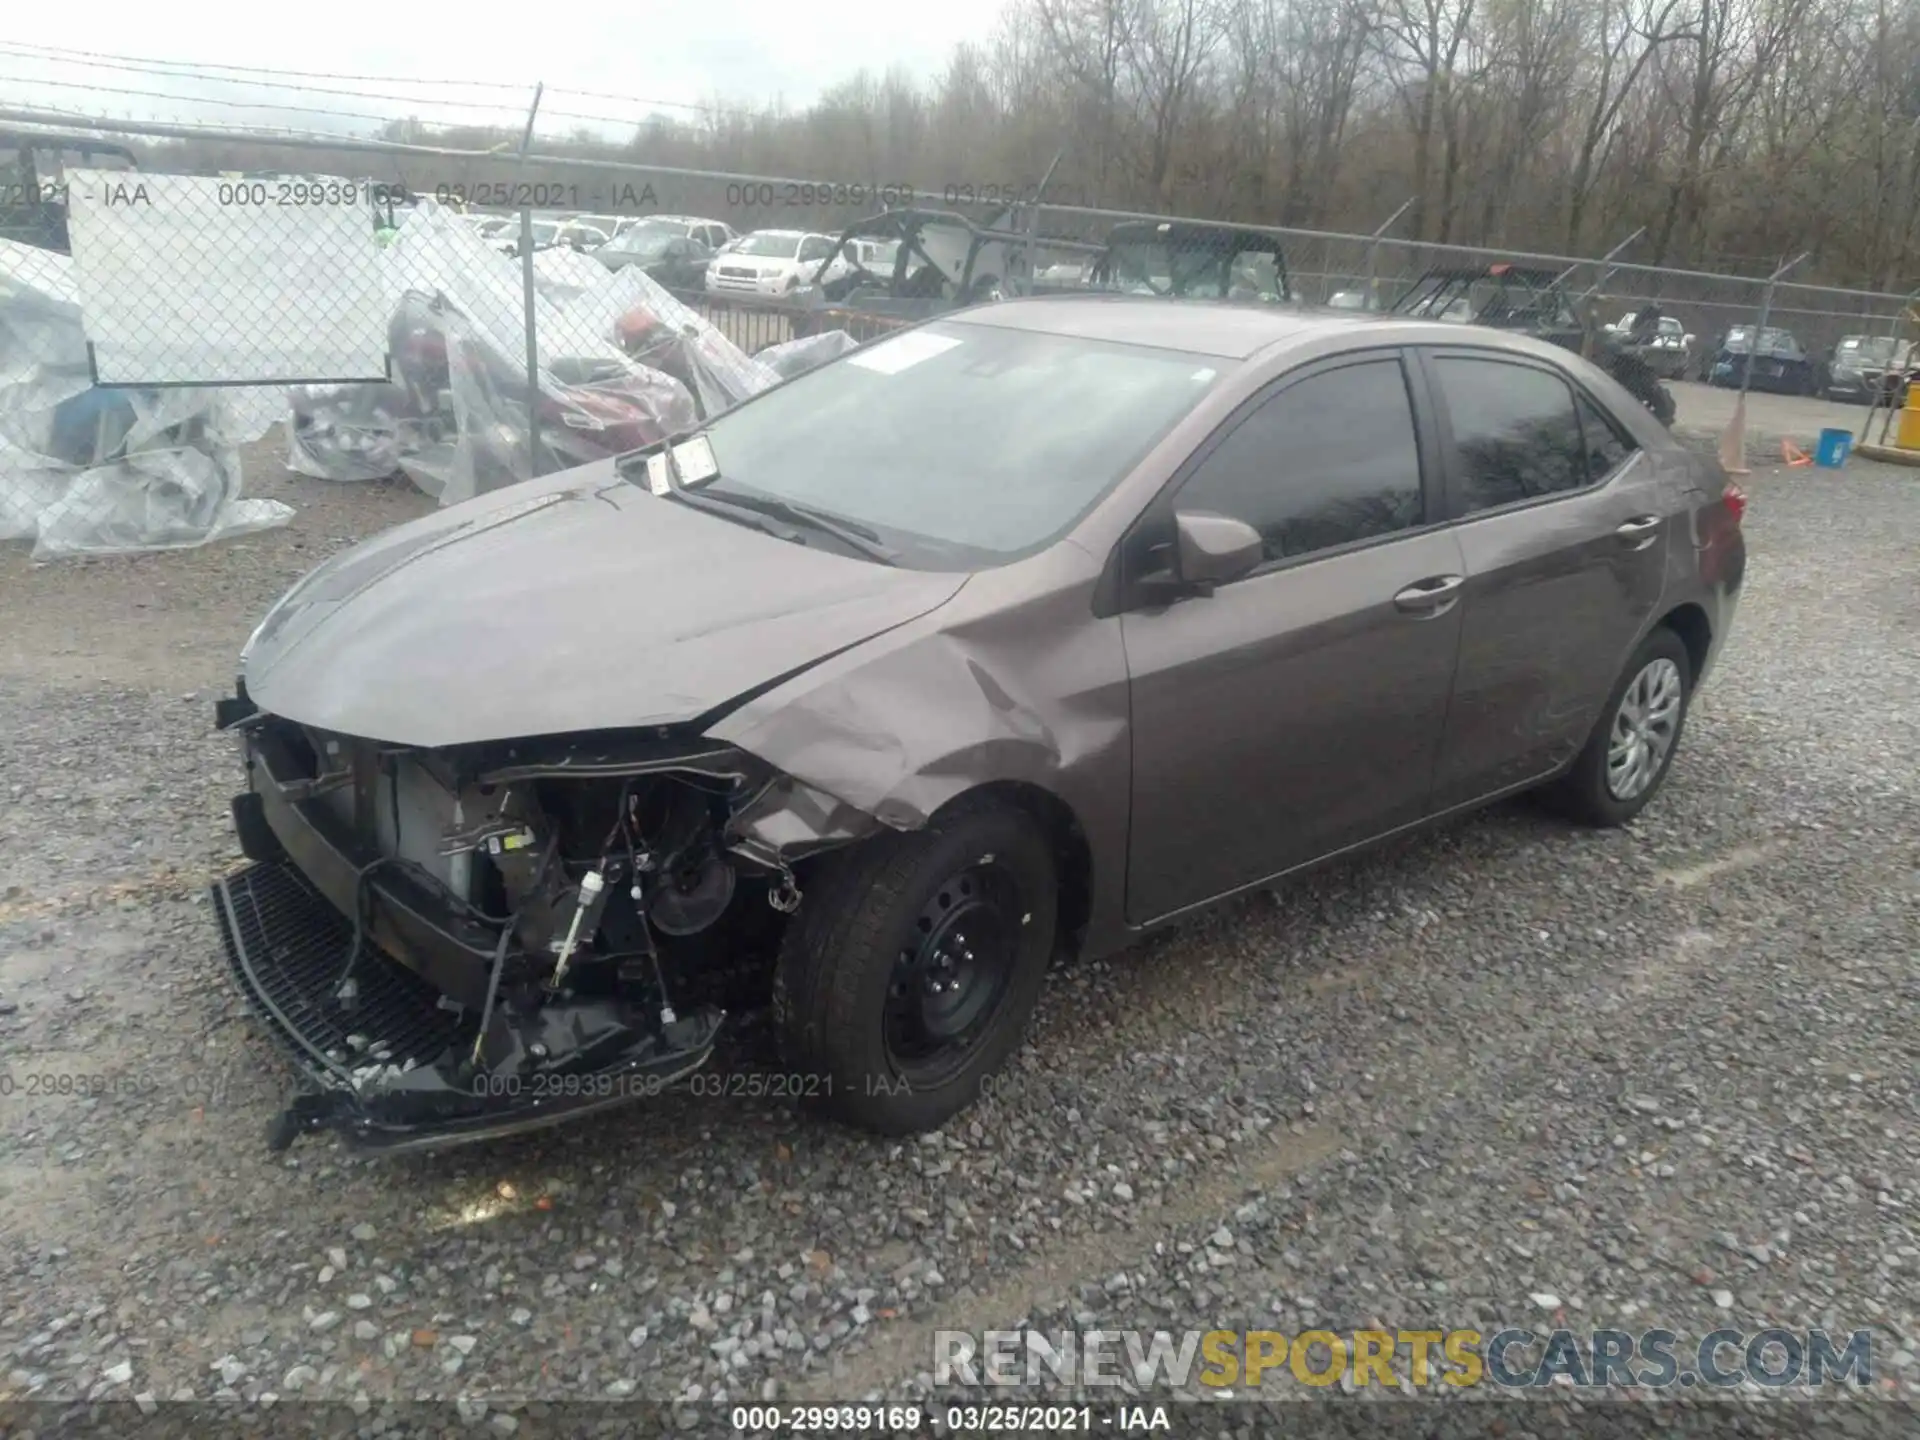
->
(706, 550, 1135, 955)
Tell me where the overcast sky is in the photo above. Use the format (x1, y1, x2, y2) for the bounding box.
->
(0, 3, 1007, 140)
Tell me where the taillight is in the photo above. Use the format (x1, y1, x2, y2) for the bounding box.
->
(1723, 484, 1747, 525)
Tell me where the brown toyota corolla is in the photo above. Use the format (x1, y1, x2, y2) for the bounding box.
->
(212, 298, 1745, 1151)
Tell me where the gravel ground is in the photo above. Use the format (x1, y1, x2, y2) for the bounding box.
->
(0, 422, 1915, 1429)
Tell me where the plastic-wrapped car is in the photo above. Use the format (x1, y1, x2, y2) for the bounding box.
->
(1, 235, 286, 557)
(287, 290, 698, 501)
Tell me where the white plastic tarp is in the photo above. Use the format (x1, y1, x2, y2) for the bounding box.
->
(284, 203, 699, 506)
(531, 246, 613, 306)
(754, 329, 860, 379)
(0, 238, 287, 560)
(286, 203, 786, 505)
(559, 264, 781, 419)
(64, 171, 391, 385)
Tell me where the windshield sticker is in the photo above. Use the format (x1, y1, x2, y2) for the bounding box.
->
(1191, 368, 1217, 383)
(644, 452, 672, 496)
(847, 331, 962, 375)
(672, 434, 720, 485)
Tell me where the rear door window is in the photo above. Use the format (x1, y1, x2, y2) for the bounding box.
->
(1575, 393, 1637, 480)
(1431, 355, 1588, 513)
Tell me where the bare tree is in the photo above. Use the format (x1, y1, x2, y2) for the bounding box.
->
(1376, 0, 1481, 241)
(1119, 0, 1229, 201)
(1561, 0, 1688, 250)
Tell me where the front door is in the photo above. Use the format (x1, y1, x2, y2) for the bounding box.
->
(1418, 348, 1672, 810)
(1120, 353, 1467, 923)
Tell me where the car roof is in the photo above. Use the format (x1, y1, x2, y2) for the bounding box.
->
(947, 295, 1463, 358)
(947, 296, 1641, 377)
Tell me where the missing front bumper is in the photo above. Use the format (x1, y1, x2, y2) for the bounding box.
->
(210, 860, 723, 1153)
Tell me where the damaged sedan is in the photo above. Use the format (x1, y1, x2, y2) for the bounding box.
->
(211, 298, 1745, 1153)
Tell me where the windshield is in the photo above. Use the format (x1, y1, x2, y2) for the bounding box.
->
(1724, 327, 1794, 353)
(1108, 239, 1288, 301)
(622, 218, 689, 239)
(529, 222, 559, 243)
(736, 232, 803, 259)
(685, 321, 1222, 568)
(1396, 276, 1496, 319)
(1839, 336, 1898, 362)
(613, 231, 677, 260)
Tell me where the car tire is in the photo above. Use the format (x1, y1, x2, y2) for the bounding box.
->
(1546, 626, 1694, 828)
(771, 796, 1058, 1136)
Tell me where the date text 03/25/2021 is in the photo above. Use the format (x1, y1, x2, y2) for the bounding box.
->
(728, 1404, 1171, 1433)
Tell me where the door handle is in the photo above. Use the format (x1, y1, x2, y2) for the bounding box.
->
(1616, 515, 1662, 549)
(1393, 574, 1464, 615)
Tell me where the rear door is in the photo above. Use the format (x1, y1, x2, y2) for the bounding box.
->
(1419, 349, 1671, 811)
(1120, 351, 1466, 922)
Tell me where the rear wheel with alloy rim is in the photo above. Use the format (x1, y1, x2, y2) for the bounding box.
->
(1606, 656, 1684, 803)
(772, 797, 1057, 1135)
(1547, 626, 1694, 827)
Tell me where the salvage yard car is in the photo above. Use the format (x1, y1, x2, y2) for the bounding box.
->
(707, 229, 845, 296)
(617, 214, 738, 253)
(592, 226, 715, 289)
(211, 298, 1746, 1153)
(1705, 325, 1818, 395)
(1822, 333, 1915, 404)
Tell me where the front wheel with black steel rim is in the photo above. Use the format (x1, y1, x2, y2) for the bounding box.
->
(772, 797, 1057, 1135)
(1546, 626, 1694, 827)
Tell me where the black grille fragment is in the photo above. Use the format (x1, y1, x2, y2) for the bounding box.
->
(208, 859, 726, 1154)
(211, 860, 463, 1076)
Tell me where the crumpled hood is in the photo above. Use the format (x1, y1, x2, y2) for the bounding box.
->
(241, 464, 968, 748)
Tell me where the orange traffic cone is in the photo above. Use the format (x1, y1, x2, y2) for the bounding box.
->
(1781, 438, 1813, 467)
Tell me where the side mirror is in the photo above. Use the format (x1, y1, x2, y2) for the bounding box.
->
(1143, 511, 1265, 598)
(1176, 510, 1265, 585)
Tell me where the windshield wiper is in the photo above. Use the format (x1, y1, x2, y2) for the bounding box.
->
(695, 485, 898, 565)
(655, 481, 807, 545)
(622, 442, 898, 564)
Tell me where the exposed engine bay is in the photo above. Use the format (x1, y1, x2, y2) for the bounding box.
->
(212, 691, 882, 1152)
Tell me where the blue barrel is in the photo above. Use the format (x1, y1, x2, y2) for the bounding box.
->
(1816, 428, 1852, 468)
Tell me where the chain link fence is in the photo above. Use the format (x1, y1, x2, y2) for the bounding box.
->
(1025, 200, 1911, 361)
(2, 115, 1914, 559)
